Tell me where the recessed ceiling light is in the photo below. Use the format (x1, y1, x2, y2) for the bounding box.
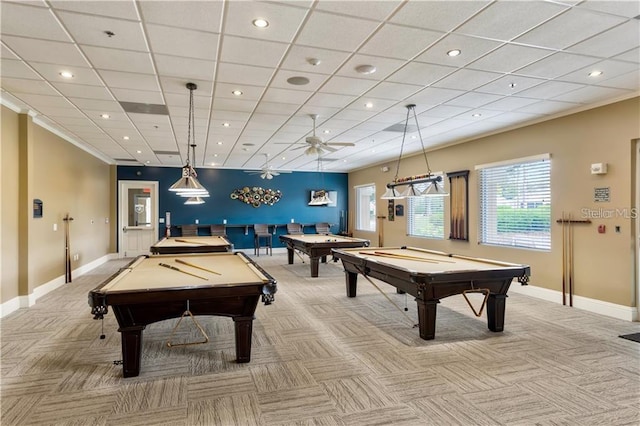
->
(136, 150, 142, 154)
(509, 82, 517, 89)
(365, 102, 373, 108)
(589, 70, 603, 77)
(217, 141, 223, 145)
(214, 154, 218, 157)
(232, 90, 243, 96)
(145, 160, 150, 164)
(323, 130, 331, 134)
(447, 49, 462, 57)
(472, 113, 482, 117)
(59, 71, 74, 79)
(252, 18, 269, 28)
(222, 122, 230, 127)
(101, 113, 110, 119)
(355, 64, 376, 75)
(242, 147, 250, 151)
(287, 76, 310, 86)
(281, 156, 286, 160)
(123, 136, 129, 140)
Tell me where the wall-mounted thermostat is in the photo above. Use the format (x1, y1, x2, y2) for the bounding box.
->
(591, 163, 607, 174)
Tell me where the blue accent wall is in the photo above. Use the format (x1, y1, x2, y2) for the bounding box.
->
(117, 166, 349, 249)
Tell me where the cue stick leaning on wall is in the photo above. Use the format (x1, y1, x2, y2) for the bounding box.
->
(561, 211, 566, 305)
(63, 214, 74, 283)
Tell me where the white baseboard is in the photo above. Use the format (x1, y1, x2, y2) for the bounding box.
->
(0, 253, 118, 319)
(509, 283, 638, 322)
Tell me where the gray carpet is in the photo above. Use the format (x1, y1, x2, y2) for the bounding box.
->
(1, 253, 639, 425)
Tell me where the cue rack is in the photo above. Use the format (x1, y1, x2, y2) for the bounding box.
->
(557, 213, 591, 306)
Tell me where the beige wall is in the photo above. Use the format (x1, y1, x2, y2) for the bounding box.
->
(349, 97, 640, 307)
(1, 106, 115, 304)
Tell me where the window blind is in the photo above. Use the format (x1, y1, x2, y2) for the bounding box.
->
(479, 156, 551, 251)
(408, 182, 445, 239)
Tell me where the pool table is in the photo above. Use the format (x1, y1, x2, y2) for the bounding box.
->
(89, 252, 276, 377)
(279, 233, 370, 277)
(332, 247, 530, 340)
(150, 235, 232, 254)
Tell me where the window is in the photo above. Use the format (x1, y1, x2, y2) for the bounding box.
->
(355, 184, 376, 232)
(478, 154, 551, 251)
(407, 182, 445, 239)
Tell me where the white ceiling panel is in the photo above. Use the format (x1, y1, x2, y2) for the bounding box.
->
(1, 0, 637, 172)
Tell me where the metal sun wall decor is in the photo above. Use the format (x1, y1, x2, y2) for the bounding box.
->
(230, 186, 282, 208)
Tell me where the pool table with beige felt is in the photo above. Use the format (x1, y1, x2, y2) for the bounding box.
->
(332, 246, 529, 340)
(279, 233, 370, 277)
(150, 236, 232, 254)
(89, 252, 276, 377)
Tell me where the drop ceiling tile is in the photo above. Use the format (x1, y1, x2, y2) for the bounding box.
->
(321, 76, 378, 96)
(515, 52, 601, 79)
(359, 24, 444, 60)
(363, 81, 422, 101)
(552, 85, 630, 103)
(613, 47, 640, 63)
(516, 81, 585, 100)
(262, 87, 312, 104)
(164, 92, 211, 110)
(138, 0, 223, 32)
(15, 93, 75, 108)
(433, 68, 502, 91)
(597, 69, 640, 90)
(98, 70, 159, 91)
(408, 87, 467, 107)
(1, 2, 70, 41)
(424, 105, 473, 119)
(69, 97, 123, 113)
(387, 62, 456, 86)
(559, 59, 639, 84)
(515, 8, 626, 50)
(470, 44, 553, 74)
(465, 5, 570, 41)
(160, 77, 214, 96)
(212, 97, 259, 113)
(415, 33, 502, 67)
(347, 97, 397, 113)
(216, 63, 274, 87)
(51, 82, 113, 100)
(254, 101, 301, 116)
(295, 10, 380, 52)
(476, 75, 546, 96)
(1, 36, 88, 66)
(146, 24, 218, 60)
(517, 99, 583, 115)
(224, 1, 308, 43)
(306, 92, 357, 109)
(576, 0, 640, 18)
(482, 96, 541, 112)
(445, 92, 503, 108)
(154, 54, 216, 81)
(390, 0, 489, 32)
(28, 62, 103, 86)
(316, 0, 400, 20)
(51, 0, 139, 20)
(82, 46, 154, 74)
(1, 59, 41, 80)
(37, 107, 85, 118)
(1, 44, 19, 60)
(1, 78, 57, 96)
(568, 21, 640, 58)
(486, 111, 545, 124)
(207, 111, 251, 122)
(57, 11, 148, 51)
(111, 88, 164, 104)
(220, 36, 288, 68)
(214, 82, 263, 101)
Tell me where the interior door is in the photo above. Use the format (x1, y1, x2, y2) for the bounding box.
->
(119, 180, 159, 257)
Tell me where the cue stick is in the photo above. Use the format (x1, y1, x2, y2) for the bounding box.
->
(561, 211, 566, 306)
(569, 213, 574, 307)
(175, 258, 221, 275)
(63, 214, 74, 283)
(159, 262, 208, 280)
(354, 265, 418, 328)
(175, 238, 207, 245)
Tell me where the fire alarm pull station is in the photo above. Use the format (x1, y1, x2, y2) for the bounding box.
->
(598, 224, 606, 233)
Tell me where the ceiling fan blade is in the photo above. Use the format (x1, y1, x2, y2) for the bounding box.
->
(292, 145, 308, 151)
(323, 145, 338, 152)
(326, 142, 355, 147)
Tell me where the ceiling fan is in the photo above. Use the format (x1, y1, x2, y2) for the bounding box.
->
(294, 114, 355, 155)
(244, 154, 291, 180)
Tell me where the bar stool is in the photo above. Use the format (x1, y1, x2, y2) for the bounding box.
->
(287, 223, 303, 234)
(181, 225, 198, 236)
(315, 222, 330, 234)
(253, 224, 272, 256)
(210, 224, 226, 236)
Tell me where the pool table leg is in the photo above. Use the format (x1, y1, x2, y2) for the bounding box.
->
(286, 247, 294, 264)
(486, 294, 507, 332)
(310, 257, 320, 277)
(120, 325, 145, 377)
(345, 271, 358, 297)
(233, 316, 254, 363)
(416, 299, 439, 340)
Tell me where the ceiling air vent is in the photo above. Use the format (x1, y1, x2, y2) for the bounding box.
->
(114, 158, 139, 162)
(383, 123, 418, 133)
(119, 102, 169, 115)
(153, 150, 180, 156)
